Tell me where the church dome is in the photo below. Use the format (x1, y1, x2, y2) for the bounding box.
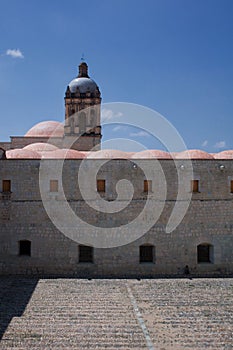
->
(6, 149, 41, 159)
(68, 62, 99, 94)
(87, 149, 129, 159)
(25, 121, 64, 137)
(69, 77, 98, 93)
(176, 149, 214, 159)
(23, 143, 58, 153)
(131, 150, 172, 159)
(214, 150, 233, 159)
(41, 149, 85, 159)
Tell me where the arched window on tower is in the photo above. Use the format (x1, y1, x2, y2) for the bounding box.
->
(70, 116, 75, 134)
(90, 109, 96, 129)
(79, 112, 86, 135)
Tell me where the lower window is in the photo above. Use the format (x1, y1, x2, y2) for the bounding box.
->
(140, 245, 155, 263)
(19, 240, 31, 256)
(79, 245, 93, 263)
(197, 244, 213, 263)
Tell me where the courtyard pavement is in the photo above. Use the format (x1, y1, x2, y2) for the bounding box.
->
(0, 277, 232, 349)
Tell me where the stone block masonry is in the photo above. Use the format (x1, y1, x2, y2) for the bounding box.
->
(0, 159, 233, 276)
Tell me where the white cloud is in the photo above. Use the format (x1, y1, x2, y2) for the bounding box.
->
(112, 125, 128, 132)
(129, 131, 150, 137)
(202, 140, 208, 147)
(6, 49, 24, 59)
(101, 109, 123, 122)
(214, 141, 226, 149)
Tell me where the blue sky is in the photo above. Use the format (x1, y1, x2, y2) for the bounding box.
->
(0, 0, 233, 152)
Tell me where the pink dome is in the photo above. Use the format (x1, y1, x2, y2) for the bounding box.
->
(131, 150, 172, 159)
(214, 150, 233, 159)
(6, 149, 41, 159)
(80, 151, 91, 157)
(42, 149, 85, 159)
(124, 152, 135, 157)
(170, 152, 179, 158)
(176, 149, 214, 159)
(87, 149, 129, 159)
(23, 143, 58, 153)
(25, 121, 64, 137)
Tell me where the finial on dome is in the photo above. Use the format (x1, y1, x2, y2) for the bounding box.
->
(78, 60, 89, 78)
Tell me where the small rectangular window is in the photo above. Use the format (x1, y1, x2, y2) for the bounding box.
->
(140, 245, 154, 263)
(97, 179, 105, 192)
(144, 180, 152, 193)
(2, 180, 11, 192)
(79, 245, 93, 263)
(19, 240, 31, 256)
(230, 180, 233, 193)
(191, 180, 199, 193)
(197, 244, 211, 263)
(50, 180, 58, 192)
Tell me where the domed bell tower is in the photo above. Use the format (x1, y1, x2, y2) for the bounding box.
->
(63, 62, 102, 151)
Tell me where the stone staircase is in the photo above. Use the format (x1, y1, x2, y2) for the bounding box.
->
(0, 278, 232, 349)
(0, 279, 147, 349)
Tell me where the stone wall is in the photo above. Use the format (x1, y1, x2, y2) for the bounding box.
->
(0, 159, 233, 276)
(0, 142, 11, 151)
(0, 135, 101, 152)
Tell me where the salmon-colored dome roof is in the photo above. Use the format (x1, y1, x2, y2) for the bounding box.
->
(41, 149, 85, 159)
(176, 149, 214, 159)
(87, 149, 129, 159)
(25, 121, 64, 137)
(214, 150, 233, 159)
(23, 143, 58, 153)
(170, 152, 179, 158)
(6, 149, 41, 159)
(131, 150, 172, 159)
(79, 151, 91, 157)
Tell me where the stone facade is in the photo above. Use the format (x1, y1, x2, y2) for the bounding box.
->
(0, 158, 233, 276)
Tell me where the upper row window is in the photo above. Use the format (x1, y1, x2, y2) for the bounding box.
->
(2, 180, 11, 192)
(50, 180, 58, 192)
(144, 180, 152, 193)
(191, 180, 199, 193)
(231, 180, 233, 193)
(96, 179, 199, 193)
(3, 179, 233, 195)
(97, 179, 106, 192)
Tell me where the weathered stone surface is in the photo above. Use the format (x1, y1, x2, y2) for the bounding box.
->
(0, 277, 232, 349)
(0, 159, 233, 276)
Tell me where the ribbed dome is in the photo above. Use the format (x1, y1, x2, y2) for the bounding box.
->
(25, 121, 64, 137)
(131, 150, 172, 159)
(6, 149, 41, 159)
(23, 143, 58, 153)
(69, 77, 98, 93)
(176, 150, 214, 159)
(214, 150, 233, 159)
